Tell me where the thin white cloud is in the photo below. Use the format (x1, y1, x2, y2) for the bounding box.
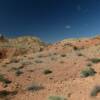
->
(65, 25, 71, 29)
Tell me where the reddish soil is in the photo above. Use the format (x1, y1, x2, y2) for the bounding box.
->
(0, 36, 100, 100)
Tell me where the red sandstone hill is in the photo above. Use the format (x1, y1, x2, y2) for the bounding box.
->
(0, 35, 46, 59)
(0, 35, 100, 100)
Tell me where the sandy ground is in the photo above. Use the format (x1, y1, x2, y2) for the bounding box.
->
(0, 36, 100, 100)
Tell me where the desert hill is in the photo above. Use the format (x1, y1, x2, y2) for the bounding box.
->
(0, 35, 100, 100)
(0, 35, 46, 59)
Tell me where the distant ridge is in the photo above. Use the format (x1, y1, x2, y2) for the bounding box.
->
(0, 35, 46, 59)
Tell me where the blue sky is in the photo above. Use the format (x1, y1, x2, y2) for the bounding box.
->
(0, 0, 100, 43)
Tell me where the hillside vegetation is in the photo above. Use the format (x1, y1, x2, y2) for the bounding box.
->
(0, 35, 100, 100)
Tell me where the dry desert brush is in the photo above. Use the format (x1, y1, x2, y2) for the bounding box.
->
(48, 95, 67, 100)
(43, 69, 52, 75)
(80, 67, 96, 78)
(91, 85, 100, 96)
(90, 58, 100, 63)
(26, 83, 44, 92)
(0, 90, 17, 98)
(0, 74, 11, 84)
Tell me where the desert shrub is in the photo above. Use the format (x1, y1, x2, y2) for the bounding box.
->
(37, 54, 43, 58)
(90, 58, 100, 63)
(51, 57, 57, 61)
(39, 47, 44, 52)
(87, 63, 92, 67)
(26, 84, 44, 91)
(18, 65, 24, 69)
(11, 66, 24, 71)
(0, 90, 17, 98)
(22, 61, 32, 65)
(0, 90, 10, 98)
(73, 46, 79, 50)
(61, 54, 66, 57)
(44, 69, 52, 75)
(48, 96, 67, 100)
(80, 67, 96, 78)
(60, 61, 65, 63)
(10, 58, 19, 63)
(0, 74, 11, 84)
(91, 86, 100, 96)
(35, 60, 43, 63)
(2, 64, 7, 68)
(77, 53, 83, 56)
(53, 53, 57, 55)
(15, 70, 23, 76)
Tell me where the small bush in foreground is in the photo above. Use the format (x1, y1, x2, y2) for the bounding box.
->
(0, 74, 11, 84)
(80, 67, 96, 78)
(77, 53, 83, 56)
(73, 46, 79, 50)
(0, 90, 17, 98)
(90, 58, 100, 63)
(44, 69, 52, 75)
(48, 96, 67, 100)
(15, 70, 23, 76)
(35, 60, 43, 63)
(87, 63, 92, 67)
(91, 86, 100, 96)
(61, 54, 66, 57)
(26, 84, 44, 91)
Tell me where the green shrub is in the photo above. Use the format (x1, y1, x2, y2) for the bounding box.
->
(11, 58, 19, 63)
(15, 70, 23, 76)
(87, 63, 92, 67)
(26, 84, 44, 91)
(48, 96, 67, 100)
(0, 90, 17, 98)
(60, 61, 65, 63)
(35, 60, 43, 63)
(91, 86, 100, 96)
(73, 46, 79, 50)
(0, 74, 11, 84)
(0, 90, 10, 98)
(44, 69, 52, 75)
(90, 58, 100, 63)
(80, 67, 96, 78)
(11, 66, 24, 71)
(77, 53, 83, 56)
(61, 54, 66, 57)
(51, 57, 57, 61)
